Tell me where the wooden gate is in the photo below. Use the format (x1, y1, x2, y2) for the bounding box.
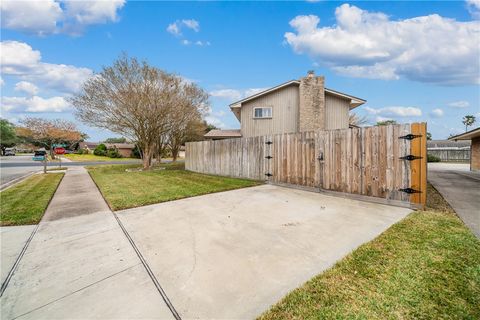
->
(186, 123, 427, 208)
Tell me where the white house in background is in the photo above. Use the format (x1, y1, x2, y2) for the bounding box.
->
(205, 71, 366, 140)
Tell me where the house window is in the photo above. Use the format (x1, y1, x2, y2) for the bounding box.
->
(253, 107, 272, 119)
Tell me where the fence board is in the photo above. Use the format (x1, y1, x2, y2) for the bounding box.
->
(185, 123, 427, 207)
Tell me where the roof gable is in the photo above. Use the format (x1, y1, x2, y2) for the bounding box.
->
(229, 80, 366, 110)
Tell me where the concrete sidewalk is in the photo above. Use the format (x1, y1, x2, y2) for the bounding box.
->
(0, 225, 36, 286)
(0, 167, 173, 319)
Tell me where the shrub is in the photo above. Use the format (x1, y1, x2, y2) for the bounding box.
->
(94, 144, 107, 156)
(106, 147, 122, 158)
(130, 145, 141, 159)
(427, 154, 441, 162)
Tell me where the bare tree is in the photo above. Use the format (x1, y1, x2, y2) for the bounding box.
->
(166, 81, 208, 162)
(71, 55, 185, 169)
(349, 112, 368, 127)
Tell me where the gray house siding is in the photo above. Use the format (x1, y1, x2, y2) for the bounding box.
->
(325, 93, 350, 130)
(241, 84, 299, 138)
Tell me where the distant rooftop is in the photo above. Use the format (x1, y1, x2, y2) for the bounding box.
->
(204, 129, 242, 139)
(427, 139, 471, 149)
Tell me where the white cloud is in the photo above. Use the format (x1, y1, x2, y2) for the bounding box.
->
(0, 77, 4, 86)
(167, 22, 181, 36)
(2, 96, 70, 113)
(14, 81, 39, 95)
(285, 4, 480, 85)
(167, 19, 200, 36)
(210, 89, 243, 101)
(0, 0, 125, 36)
(430, 108, 444, 118)
(204, 105, 226, 128)
(0, 0, 62, 35)
(182, 19, 200, 32)
(195, 40, 211, 46)
(364, 106, 422, 117)
(244, 88, 268, 97)
(1, 41, 93, 94)
(0, 41, 41, 74)
(210, 88, 268, 102)
(448, 100, 470, 108)
(467, 0, 480, 18)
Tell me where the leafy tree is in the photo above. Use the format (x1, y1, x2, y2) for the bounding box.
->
(376, 120, 397, 126)
(94, 143, 107, 156)
(462, 115, 476, 132)
(71, 54, 208, 170)
(0, 119, 18, 154)
(103, 137, 126, 143)
(426, 132, 432, 140)
(205, 123, 218, 133)
(106, 147, 122, 158)
(16, 117, 84, 158)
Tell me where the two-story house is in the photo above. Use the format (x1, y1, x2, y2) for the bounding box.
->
(205, 71, 366, 140)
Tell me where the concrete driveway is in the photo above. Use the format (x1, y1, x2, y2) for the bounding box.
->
(428, 163, 480, 238)
(118, 184, 410, 319)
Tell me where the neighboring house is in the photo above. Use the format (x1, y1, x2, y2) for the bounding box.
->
(205, 71, 366, 139)
(449, 127, 480, 171)
(427, 139, 471, 162)
(79, 141, 135, 157)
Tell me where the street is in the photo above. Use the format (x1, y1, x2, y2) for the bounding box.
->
(0, 155, 141, 186)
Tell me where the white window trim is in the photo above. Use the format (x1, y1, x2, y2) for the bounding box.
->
(253, 107, 272, 119)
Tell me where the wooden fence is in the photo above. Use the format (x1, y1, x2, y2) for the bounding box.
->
(427, 149, 470, 162)
(186, 123, 427, 208)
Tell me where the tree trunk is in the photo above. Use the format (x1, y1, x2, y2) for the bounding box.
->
(142, 147, 153, 170)
(172, 148, 179, 162)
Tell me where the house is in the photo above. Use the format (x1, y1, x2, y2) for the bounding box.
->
(449, 127, 480, 171)
(79, 141, 136, 158)
(205, 71, 366, 139)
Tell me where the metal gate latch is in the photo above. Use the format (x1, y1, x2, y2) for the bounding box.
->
(265, 156, 273, 159)
(265, 173, 273, 177)
(265, 141, 273, 145)
(399, 134, 422, 140)
(399, 188, 422, 194)
(399, 155, 423, 161)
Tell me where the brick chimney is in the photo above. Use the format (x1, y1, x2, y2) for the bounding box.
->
(298, 71, 325, 132)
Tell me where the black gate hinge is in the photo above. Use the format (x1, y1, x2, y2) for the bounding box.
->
(399, 154, 423, 161)
(265, 156, 273, 159)
(399, 134, 422, 140)
(265, 141, 273, 145)
(265, 173, 273, 177)
(399, 188, 422, 194)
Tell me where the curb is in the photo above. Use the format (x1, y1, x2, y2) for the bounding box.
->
(0, 171, 39, 191)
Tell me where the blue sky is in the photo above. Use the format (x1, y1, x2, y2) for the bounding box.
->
(1, 0, 479, 141)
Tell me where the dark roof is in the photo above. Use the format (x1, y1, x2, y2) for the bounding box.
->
(204, 129, 242, 138)
(427, 140, 471, 149)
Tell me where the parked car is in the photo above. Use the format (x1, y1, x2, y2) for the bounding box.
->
(4, 148, 16, 156)
(32, 149, 47, 161)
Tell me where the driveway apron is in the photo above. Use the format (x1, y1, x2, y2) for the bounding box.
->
(0, 167, 174, 320)
(428, 164, 480, 238)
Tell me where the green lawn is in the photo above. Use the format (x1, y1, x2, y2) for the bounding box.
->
(64, 154, 140, 162)
(88, 163, 261, 210)
(258, 184, 480, 320)
(0, 173, 64, 226)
